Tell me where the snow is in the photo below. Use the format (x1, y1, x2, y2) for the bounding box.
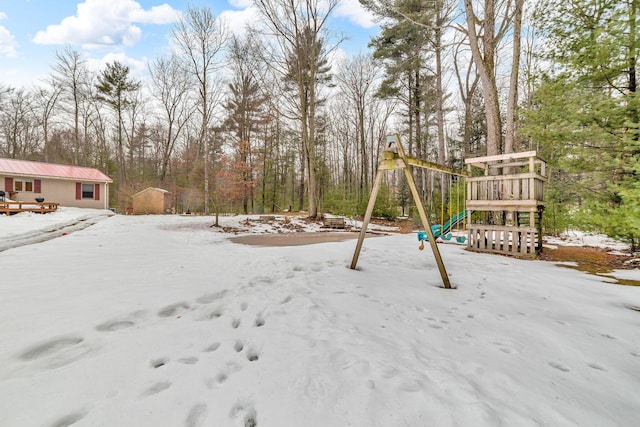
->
(545, 230, 632, 252)
(1, 209, 639, 427)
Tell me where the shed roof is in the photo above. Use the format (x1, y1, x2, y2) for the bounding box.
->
(133, 187, 170, 197)
(0, 158, 112, 182)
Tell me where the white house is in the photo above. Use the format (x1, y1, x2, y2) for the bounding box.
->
(0, 158, 112, 210)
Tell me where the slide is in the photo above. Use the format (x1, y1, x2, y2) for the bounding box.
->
(418, 210, 471, 241)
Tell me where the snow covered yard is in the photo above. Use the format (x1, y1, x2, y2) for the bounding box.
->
(0, 210, 639, 426)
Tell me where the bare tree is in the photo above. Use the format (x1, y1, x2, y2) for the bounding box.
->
(453, 35, 481, 156)
(123, 90, 147, 181)
(254, 0, 341, 218)
(148, 55, 195, 182)
(34, 80, 63, 162)
(172, 4, 228, 214)
(335, 53, 380, 199)
(432, 0, 457, 165)
(0, 88, 40, 159)
(51, 47, 92, 165)
(224, 35, 268, 214)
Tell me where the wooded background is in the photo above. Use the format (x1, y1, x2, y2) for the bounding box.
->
(1, 0, 638, 249)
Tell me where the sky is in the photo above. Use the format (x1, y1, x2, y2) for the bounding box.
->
(0, 0, 379, 87)
(0, 208, 639, 426)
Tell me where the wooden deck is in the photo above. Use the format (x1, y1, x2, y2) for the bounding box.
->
(0, 201, 59, 215)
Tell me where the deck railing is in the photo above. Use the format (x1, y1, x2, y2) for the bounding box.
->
(0, 201, 59, 215)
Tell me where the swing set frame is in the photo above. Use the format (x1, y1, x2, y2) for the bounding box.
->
(349, 134, 466, 289)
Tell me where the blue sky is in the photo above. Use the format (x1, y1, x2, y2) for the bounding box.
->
(0, 0, 379, 87)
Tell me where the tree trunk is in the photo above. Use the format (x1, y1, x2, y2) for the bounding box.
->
(464, 0, 503, 157)
(505, 0, 524, 154)
(435, 23, 446, 165)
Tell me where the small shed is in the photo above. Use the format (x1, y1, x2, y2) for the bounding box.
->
(132, 187, 172, 214)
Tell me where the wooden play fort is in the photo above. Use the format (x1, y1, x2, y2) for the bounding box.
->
(464, 151, 546, 257)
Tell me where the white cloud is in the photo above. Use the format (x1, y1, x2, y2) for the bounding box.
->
(0, 11, 18, 57)
(32, 0, 180, 48)
(228, 0, 254, 8)
(328, 47, 348, 68)
(130, 4, 181, 24)
(219, 6, 260, 37)
(87, 52, 148, 80)
(335, 0, 377, 29)
(0, 25, 18, 57)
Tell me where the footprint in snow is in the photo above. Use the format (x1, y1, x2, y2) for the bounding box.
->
(588, 362, 607, 371)
(206, 307, 224, 320)
(19, 336, 91, 368)
(230, 401, 258, 427)
(196, 291, 227, 304)
(207, 361, 242, 388)
(49, 410, 88, 427)
(141, 381, 171, 397)
(245, 346, 260, 362)
(150, 357, 169, 369)
(548, 361, 571, 372)
(203, 342, 220, 353)
(96, 319, 135, 332)
(254, 315, 265, 327)
(185, 403, 208, 427)
(19, 336, 84, 361)
(158, 302, 190, 318)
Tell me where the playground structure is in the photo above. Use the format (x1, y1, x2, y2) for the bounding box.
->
(351, 135, 547, 288)
(350, 135, 465, 289)
(464, 151, 547, 257)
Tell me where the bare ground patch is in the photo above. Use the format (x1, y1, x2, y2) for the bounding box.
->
(540, 245, 640, 286)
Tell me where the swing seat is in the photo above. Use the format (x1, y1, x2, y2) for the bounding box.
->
(442, 233, 452, 241)
(456, 235, 467, 243)
(418, 225, 442, 242)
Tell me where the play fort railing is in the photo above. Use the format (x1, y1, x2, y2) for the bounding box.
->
(465, 151, 546, 257)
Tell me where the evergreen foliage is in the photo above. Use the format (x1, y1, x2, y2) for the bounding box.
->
(524, 0, 639, 247)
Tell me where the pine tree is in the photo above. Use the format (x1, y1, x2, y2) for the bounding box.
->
(95, 61, 141, 190)
(524, 0, 640, 246)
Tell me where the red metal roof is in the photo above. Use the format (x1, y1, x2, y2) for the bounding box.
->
(0, 158, 112, 182)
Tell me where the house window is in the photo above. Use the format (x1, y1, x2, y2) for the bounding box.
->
(14, 179, 33, 192)
(82, 183, 94, 199)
